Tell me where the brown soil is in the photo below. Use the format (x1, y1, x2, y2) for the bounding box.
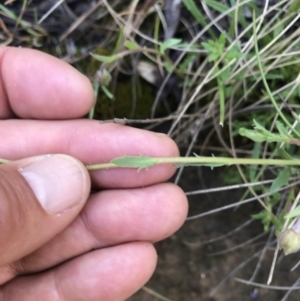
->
(129, 167, 300, 301)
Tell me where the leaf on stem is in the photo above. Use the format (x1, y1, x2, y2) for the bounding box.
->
(124, 40, 140, 50)
(90, 53, 120, 63)
(111, 155, 158, 171)
(269, 167, 291, 194)
(160, 38, 182, 54)
(239, 119, 291, 144)
(285, 206, 300, 219)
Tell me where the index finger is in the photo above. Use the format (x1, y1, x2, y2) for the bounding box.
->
(0, 47, 94, 119)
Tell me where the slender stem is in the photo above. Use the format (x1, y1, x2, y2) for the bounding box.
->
(87, 163, 117, 170)
(86, 156, 300, 170)
(0, 158, 10, 164)
(1, 155, 300, 171)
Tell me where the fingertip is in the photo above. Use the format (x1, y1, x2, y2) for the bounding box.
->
(56, 242, 157, 301)
(0, 47, 94, 119)
(163, 183, 189, 232)
(0, 154, 90, 267)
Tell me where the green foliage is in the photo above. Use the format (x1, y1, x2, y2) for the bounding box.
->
(182, 0, 215, 38)
(90, 53, 120, 63)
(285, 206, 300, 219)
(252, 193, 281, 231)
(160, 38, 182, 54)
(0, 4, 44, 37)
(286, 0, 300, 16)
(203, 0, 229, 13)
(239, 119, 292, 144)
(202, 32, 226, 62)
(201, 32, 243, 125)
(124, 40, 140, 51)
(269, 167, 291, 195)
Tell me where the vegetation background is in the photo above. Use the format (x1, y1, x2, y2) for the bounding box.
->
(2, 0, 300, 300)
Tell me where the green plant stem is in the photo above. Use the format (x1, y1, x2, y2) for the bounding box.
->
(89, 82, 99, 119)
(1, 155, 300, 171)
(0, 158, 10, 164)
(86, 156, 300, 171)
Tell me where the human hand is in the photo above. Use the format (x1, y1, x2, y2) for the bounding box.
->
(0, 47, 188, 300)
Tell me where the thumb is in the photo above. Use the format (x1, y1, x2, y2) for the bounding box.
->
(0, 154, 91, 267)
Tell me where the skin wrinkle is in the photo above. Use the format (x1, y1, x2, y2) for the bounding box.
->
(10, 259, 26, 280)
(0, 169, 28, 249)
(78, 208, 101, 251)
(13, 218, 85, 275)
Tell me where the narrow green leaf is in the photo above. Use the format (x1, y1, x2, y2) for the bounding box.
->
(278, 148, 294, 160)
(269, 167, 291, 194)
(239, 128, 267, 142)
(253, 119, 269, 133)
(182, 0, 216, 38)
(142, 287, 173, 301)
(285, 205, 300, 219)
(273, 21, 283, 38)
(239, 126, 290, 144)
(124, 40, 140, 50)
(90, 53, 120, 63)
(111, 155, 158, 170)
(285, 0, 300, 17)
(276, 122, 292, 138)
(113, 27, 124, 54)
(160, 38, 182, 54)
(264, 74, 284, 80)
(203, 0, 229, 13)
(101, 86, 114, 100)
(0, 4, 41, 37)
(217, 73, 225, 126)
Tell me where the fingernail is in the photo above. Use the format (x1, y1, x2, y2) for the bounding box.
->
(20, 155, 87, 214)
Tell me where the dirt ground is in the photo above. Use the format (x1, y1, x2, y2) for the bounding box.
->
(128, 167, 300, 301)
